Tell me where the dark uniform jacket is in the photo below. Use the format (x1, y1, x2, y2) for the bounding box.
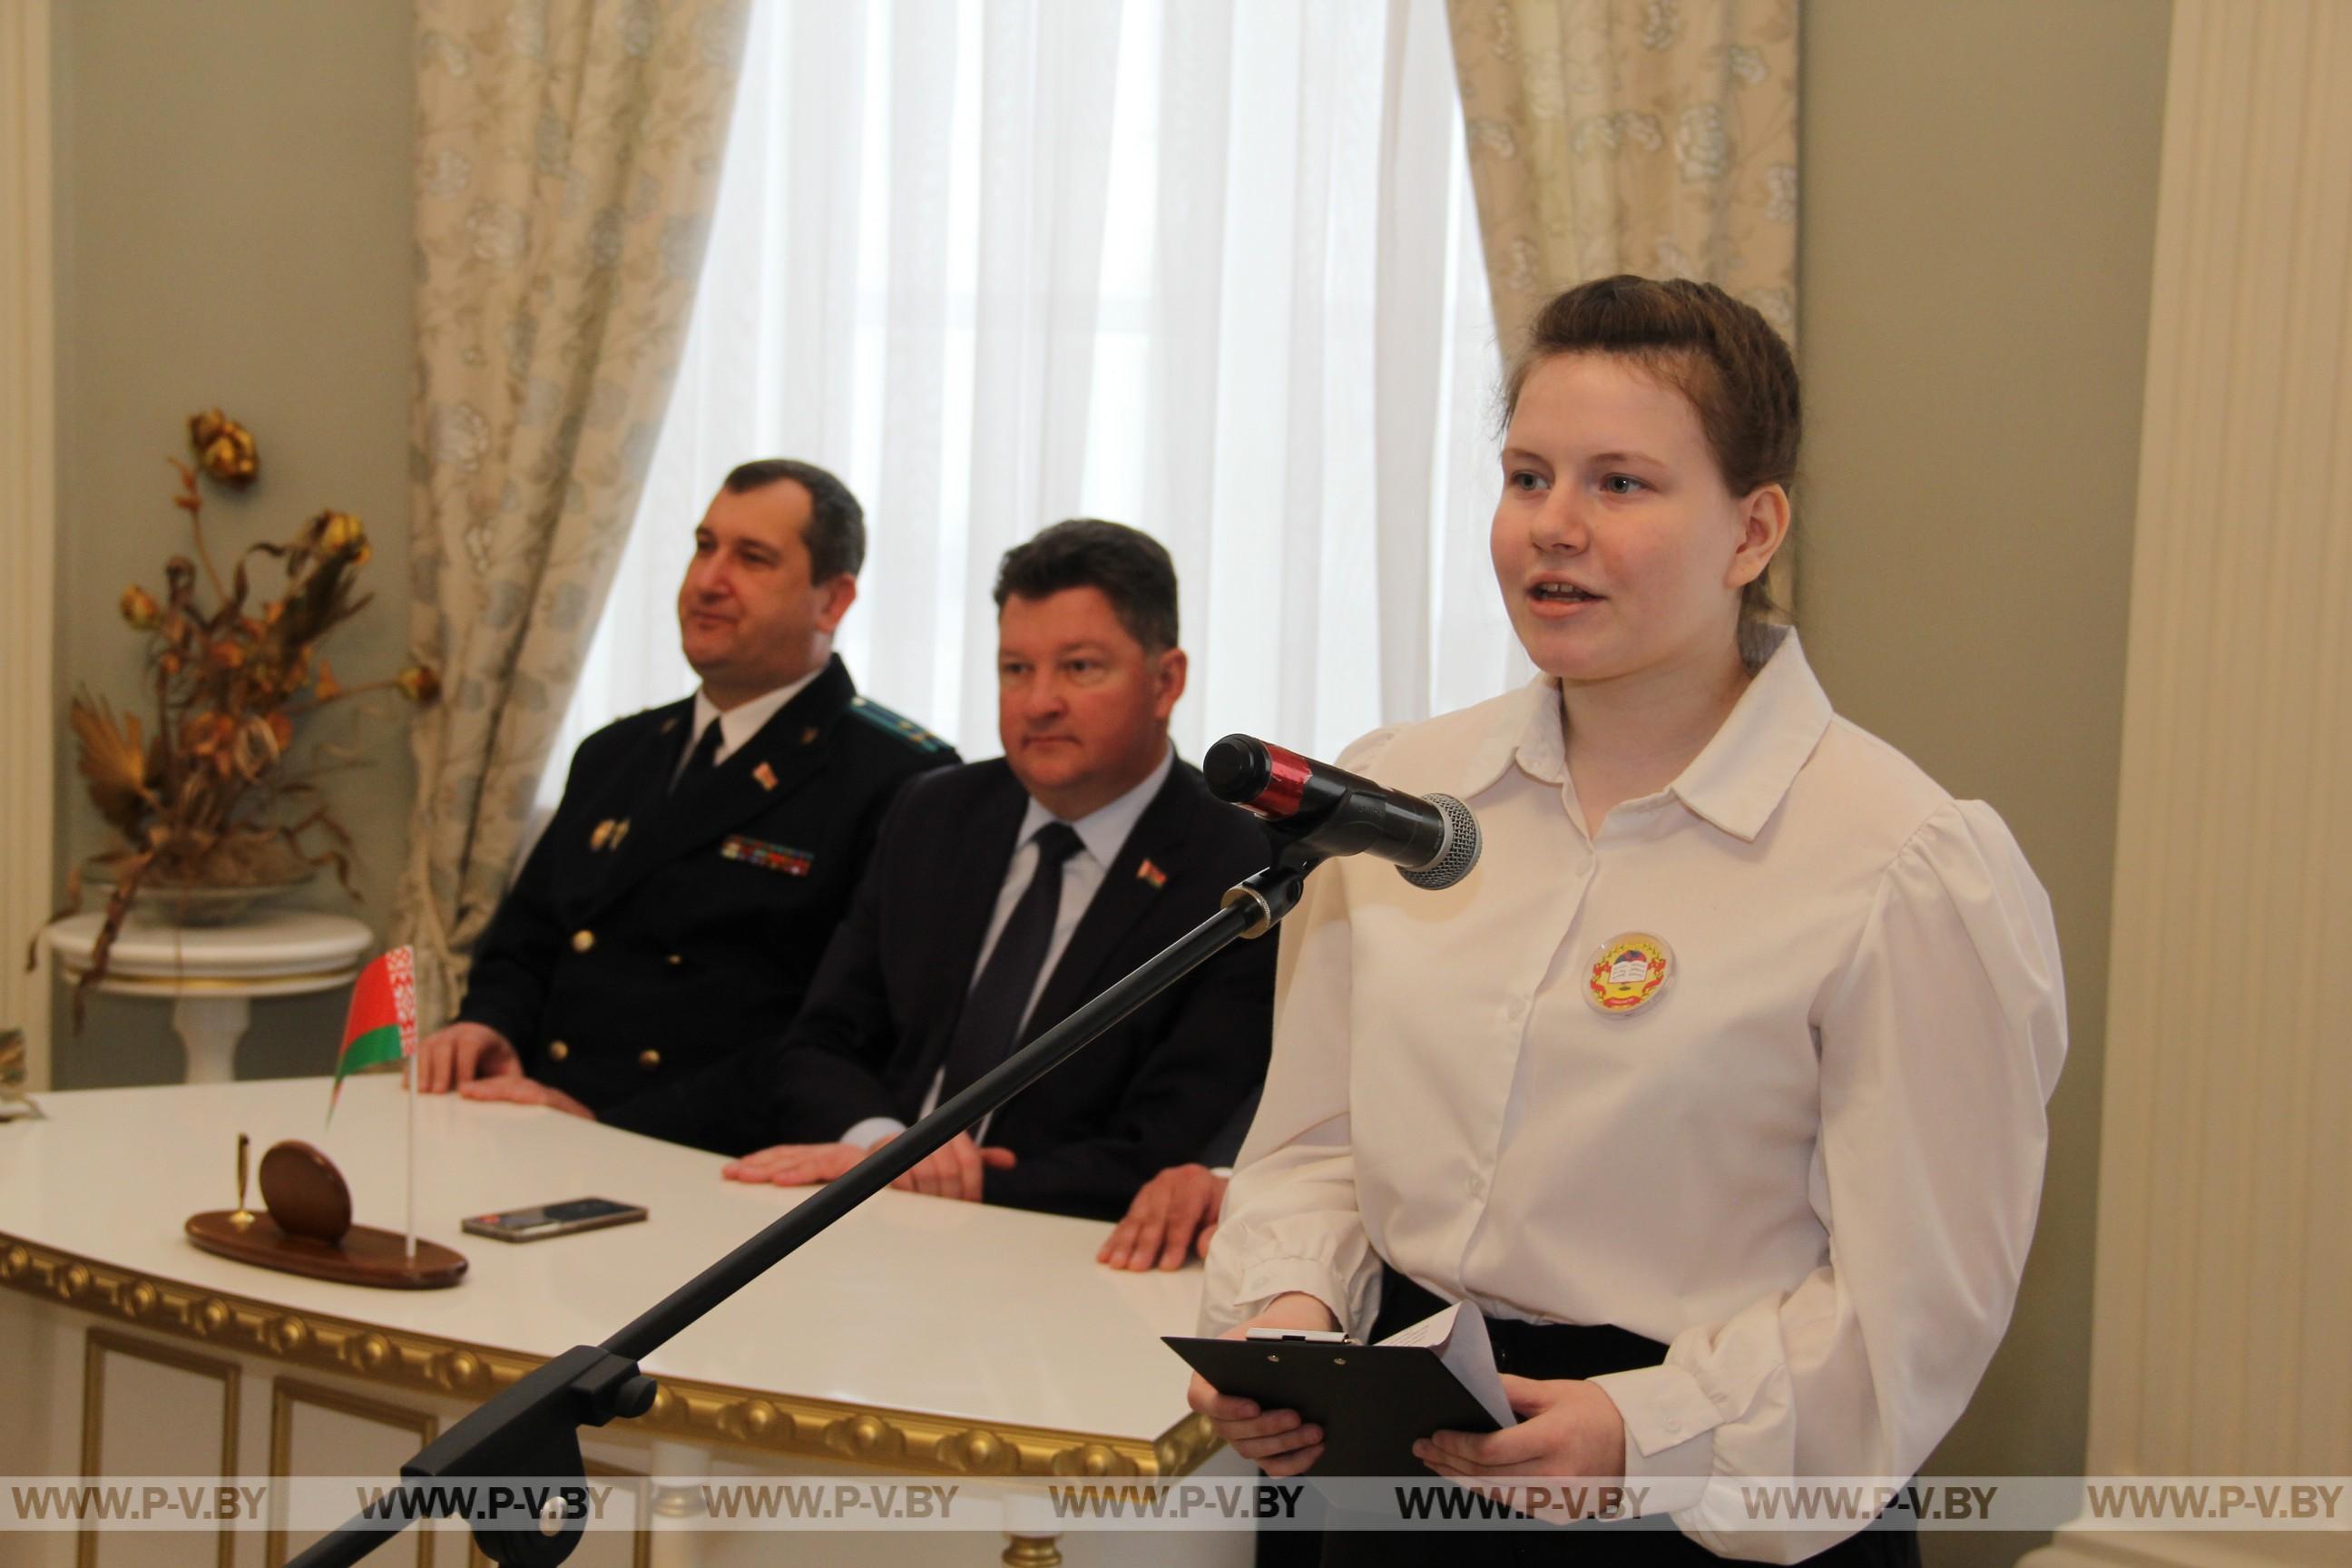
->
(456, 656, 956, 1121)
(605, 756, 1278, 1220)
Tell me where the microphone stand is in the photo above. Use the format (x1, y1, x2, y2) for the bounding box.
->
(288, 849, 1320, 1568)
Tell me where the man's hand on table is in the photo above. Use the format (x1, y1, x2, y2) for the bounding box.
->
(888, 1132, 1014, 1201)
(413, 1022, 520, 1093)
(721, 1132, 1014, 1202)
(723, 1142, 870, 1186)
(1099, 1162, 1226, 1270)
(457, 1074, 593, 1120)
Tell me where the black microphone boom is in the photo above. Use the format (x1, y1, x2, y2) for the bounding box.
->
(1202, 734, 1480, 891)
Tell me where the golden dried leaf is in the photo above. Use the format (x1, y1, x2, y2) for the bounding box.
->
(69, 695, 153, 835)
(180, 712, 234, 756)
(230, 716, 280, 781)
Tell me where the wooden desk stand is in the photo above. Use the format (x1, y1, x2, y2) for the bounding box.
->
(185, 1210, 466, 1289)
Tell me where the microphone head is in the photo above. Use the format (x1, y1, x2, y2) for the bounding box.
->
(1202, 735, 1270, 804)
(1397, 794, 1480, 891)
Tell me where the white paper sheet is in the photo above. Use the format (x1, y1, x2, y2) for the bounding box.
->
(1379, 1302, 1516, 1428)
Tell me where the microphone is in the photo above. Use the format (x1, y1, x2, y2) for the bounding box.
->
(1203, 735, 1481, 891)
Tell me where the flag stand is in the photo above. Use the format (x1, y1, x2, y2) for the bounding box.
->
(322, 946, 433, 1271)
(405, 1063, 417, 1260)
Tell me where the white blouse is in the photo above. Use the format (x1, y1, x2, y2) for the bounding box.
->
(1200, 631, 2066, 1561)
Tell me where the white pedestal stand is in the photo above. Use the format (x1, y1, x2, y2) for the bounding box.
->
(44, 908, 373, 1082)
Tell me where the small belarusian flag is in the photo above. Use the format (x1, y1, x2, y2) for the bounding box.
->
(330, 946, 417, 1119)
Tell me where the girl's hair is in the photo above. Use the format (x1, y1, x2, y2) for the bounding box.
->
(1504, 276, 1800, 645)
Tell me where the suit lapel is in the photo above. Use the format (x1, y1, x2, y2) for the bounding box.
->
(922, 768, 1029, 1016)
(1018, 764, 1200, 1044)
(585, 663, 854, 917)
(897, 769, 1031, 1094)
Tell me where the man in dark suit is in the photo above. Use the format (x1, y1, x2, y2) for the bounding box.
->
(414, 459, 956, 1122)
(601, 520, 1275, 1221)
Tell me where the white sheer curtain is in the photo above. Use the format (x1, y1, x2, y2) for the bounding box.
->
(545, 0, 1524, 799)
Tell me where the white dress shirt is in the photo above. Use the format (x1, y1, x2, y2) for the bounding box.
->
(1200, 630, 2066, 1561)
(842, 745, 1177, 1147)
(674, 667, 822, 782)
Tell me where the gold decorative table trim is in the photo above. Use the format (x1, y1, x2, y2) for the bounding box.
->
(1, 1230, 1220, 1479)
(54, 963, 363, 994)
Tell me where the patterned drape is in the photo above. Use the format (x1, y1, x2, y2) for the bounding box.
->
(1445, 0, 1799, 350)
(394, 0, 749, 1022)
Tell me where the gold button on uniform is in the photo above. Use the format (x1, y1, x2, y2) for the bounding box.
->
(637, 1048, 662, 1073)
(571, 929, 595, 953)
(546, 1041, 570, 1062)
(665, 954, 683, 966)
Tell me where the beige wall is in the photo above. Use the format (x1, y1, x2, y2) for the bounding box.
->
(49, 0, 415, 1084)
(1798, 1, 2171, 1560)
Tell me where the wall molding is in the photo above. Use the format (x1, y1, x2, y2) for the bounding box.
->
(2025, 2, 2352, 1563)
(0, 0, 55, 1090)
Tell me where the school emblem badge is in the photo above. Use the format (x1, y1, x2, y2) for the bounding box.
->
(1585, 932, 1673, 1015)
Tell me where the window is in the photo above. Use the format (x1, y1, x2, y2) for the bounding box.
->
(547, 0, 1518, 800)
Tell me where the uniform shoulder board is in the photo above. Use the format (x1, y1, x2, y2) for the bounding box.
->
(846, 695, 951, 754)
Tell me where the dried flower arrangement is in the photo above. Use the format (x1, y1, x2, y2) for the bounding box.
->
(35, 410, 438, 1022)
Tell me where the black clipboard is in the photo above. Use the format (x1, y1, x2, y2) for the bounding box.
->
(1163, 1334, 1502, 1476)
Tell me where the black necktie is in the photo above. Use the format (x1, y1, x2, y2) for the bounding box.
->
(937, 822, 1086, 1102)
(671, 719, 721, 795)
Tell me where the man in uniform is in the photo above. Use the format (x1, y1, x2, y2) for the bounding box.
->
(414, 458, 956, 1124)
(587, 520, 1277, 1221)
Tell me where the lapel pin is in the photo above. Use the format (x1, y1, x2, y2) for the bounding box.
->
(610, 818, 631, 850)
(753, 761, 779, 791)
(1135, 858, 1168, 890)
(660, 716, 681, 735)
(1585, 932, 1673, 1016)
(800, 726, 819, 746)
(590, 819, 614, 851)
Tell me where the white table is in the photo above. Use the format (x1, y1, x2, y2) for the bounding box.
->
(44, 909, 375, 1083)
(0, 1075, 1240, 1568)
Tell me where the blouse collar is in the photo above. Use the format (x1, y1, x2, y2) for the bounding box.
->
(1458, 626, 1834, 843)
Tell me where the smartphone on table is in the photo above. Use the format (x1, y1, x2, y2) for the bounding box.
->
(462, 1197, 648, 1242)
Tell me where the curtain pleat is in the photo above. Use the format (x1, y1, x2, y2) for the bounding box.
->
(395, 0, 750, 1019)
(1445, 0, 1800, 351)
